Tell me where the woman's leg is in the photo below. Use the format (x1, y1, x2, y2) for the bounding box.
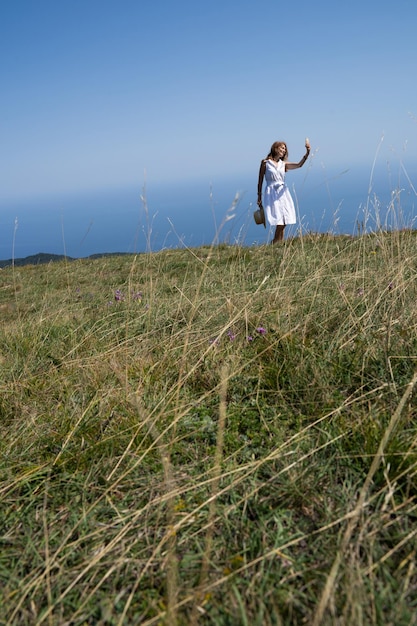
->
(272, 225, 285, 244)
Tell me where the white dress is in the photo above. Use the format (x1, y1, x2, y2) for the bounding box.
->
(263, 159, 296, 226)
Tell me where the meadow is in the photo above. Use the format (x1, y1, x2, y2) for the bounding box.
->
(1, 230, 416, 625)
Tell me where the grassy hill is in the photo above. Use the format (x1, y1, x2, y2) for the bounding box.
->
(1, 232, 416, 625)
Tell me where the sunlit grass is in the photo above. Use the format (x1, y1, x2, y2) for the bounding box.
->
(0, 229, 417, 624)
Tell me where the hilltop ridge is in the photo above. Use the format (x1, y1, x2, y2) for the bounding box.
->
(0, 251, 130, 268)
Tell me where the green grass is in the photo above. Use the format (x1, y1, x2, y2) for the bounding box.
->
(1, 231, 417, 625)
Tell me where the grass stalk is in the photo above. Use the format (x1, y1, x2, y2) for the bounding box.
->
(189, 364, 229, 625)
(313, 368, 417, 626)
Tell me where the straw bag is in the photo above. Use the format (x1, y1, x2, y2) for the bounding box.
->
(253, 204, 266, 228)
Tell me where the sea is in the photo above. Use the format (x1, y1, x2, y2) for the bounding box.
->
(1, 164, 416, 261)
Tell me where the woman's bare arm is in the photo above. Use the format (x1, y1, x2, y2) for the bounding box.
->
(286, 139, 311, 171)
(257, 160, 266, 204)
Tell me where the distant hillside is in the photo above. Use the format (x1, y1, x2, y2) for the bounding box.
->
(0, 251, 130, 268)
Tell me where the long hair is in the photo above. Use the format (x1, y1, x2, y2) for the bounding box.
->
(266, 141, 288, 161)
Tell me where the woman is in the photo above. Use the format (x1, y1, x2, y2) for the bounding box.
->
(257, 139, 310, 243)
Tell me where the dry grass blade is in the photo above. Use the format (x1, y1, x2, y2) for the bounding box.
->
(313, 368, 417, 626)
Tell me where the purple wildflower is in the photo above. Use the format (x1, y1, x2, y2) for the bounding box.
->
(246, 335, 253, 342)
(256, 327, 267, 335)
(227, 329, 236, 341)
(114, 289, 125, 302)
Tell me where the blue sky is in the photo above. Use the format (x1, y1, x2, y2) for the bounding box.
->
(1, 0, 417, 202)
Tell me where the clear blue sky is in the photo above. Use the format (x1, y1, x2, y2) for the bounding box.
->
(1, 0, 416, 202)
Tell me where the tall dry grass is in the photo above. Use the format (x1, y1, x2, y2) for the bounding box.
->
(0, 225, 416, 624)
